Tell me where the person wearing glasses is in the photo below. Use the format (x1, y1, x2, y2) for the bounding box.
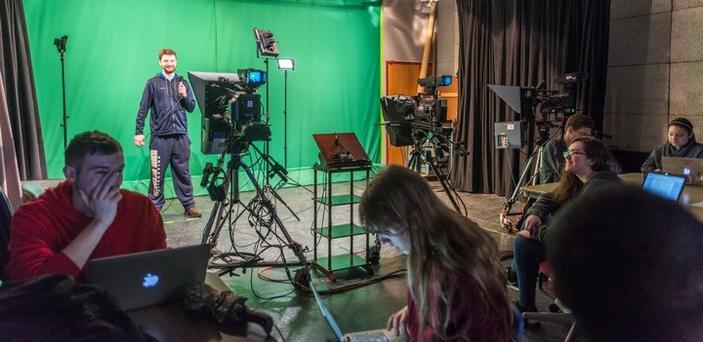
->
(539, 114, 595, 184)
(509, 136, 622, 319)
(641, 117, 703, 173)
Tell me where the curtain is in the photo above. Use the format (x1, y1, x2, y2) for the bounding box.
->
(452, 0, 610, 194)
(0, 72, 22, 209)
(0, 0, 47, 181)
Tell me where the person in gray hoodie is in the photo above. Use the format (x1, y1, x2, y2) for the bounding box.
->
(510, 136, 622, 316)
(641, 117, 703, 173)
(134, 48, 200, 217)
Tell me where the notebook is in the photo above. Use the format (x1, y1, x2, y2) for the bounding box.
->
(86, 244, 211, 311)
(310, 280, 406, 342)
(642, 171, 687, 202)
(661, 156, 703, 185)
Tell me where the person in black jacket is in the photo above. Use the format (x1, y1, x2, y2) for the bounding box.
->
(511, 137, 622, 315)
(538, 114, 595, 184)
(134, 48, 200, 217)
(641, 117, 703, 173)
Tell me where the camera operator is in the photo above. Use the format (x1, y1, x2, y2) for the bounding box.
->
(539, 114, 594, 184)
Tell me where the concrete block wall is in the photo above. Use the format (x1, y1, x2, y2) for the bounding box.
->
(604, 0, 703, 152)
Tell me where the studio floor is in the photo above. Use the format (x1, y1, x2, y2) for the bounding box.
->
(149, 179, 574, 342)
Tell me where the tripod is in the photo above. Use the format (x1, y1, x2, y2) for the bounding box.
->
(257, 56, 300, 221)
(407, 132, 464, 214)
(201, 139, 309, 288)
(500, 120, 563, 232)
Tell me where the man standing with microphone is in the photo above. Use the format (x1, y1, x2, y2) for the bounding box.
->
(135, 48, 201, 217)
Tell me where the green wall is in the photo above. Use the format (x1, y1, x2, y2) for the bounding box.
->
(24, 0, 381, 194)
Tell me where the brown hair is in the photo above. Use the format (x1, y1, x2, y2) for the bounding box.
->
(551, 136, 612, 204)
(65, 131, 122, 168)
(548, 186, 703, 341)
(565, 114, 595, 131)
(359, 165, 512, 340)
(158, 48, 177, 60)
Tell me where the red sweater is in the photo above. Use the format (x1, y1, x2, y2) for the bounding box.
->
(5, 181, 167, 282)
(407, 271, 509, 341)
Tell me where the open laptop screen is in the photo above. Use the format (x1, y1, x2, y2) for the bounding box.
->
(642, 172, 686, 201)
(310, 281, 345, 341)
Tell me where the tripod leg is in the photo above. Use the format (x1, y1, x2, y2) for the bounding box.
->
(248, 143, 300, 221)
(426, 157, 461, 212)
(202, 168, 236, 246)
(266, 186, 301, 221)
(241, 163, 308, 264)
(504, 147, 540, 212)
(407, 151, 419, 172)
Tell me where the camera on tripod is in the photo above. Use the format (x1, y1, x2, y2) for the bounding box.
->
(491, 72, 587, 148)
(527, 72, 586, 116)
(379, 75, 466, 213)
(380, 75, 457, 165)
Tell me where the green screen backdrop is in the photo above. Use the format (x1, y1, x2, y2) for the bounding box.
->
(23, 0, 381, 195)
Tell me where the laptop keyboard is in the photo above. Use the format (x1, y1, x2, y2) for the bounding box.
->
(347, 332, 391, 342)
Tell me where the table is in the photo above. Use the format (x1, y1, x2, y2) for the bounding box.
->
(521, 172, 703, 220)
(127, 273, 268, 342)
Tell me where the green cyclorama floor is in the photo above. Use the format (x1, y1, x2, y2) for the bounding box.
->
(120, 164, 383, 199)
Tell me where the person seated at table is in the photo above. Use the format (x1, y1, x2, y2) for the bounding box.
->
(509, 137, 622, 316)
(539, 114, 594, 184)
(641, 117, 703, 173)
(359, 165, 513, 341)
(5, 131, 166, 282)
(546, 186, 703, 341)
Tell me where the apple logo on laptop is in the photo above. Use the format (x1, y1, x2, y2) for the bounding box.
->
(142, 273, 159, 288)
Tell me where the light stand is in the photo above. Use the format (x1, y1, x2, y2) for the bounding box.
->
(253, 28, 280, 186)
(263, 58, 271, 185)
(252, 28, 300, 221)
(276, 58, 295, 169)
(54, 35, 69, 149)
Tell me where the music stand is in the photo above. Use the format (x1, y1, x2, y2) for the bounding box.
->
(313, 133, 371, 169)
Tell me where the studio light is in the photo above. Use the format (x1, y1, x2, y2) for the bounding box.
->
(277, 58, 295, 71)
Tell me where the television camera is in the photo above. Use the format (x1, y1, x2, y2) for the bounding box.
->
(188, 69, 270, 156)
(380, 75, 467, 213)
(517, 72, 587, 144)
(380, 75, 466, 166)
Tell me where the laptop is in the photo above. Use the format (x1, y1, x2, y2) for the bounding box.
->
(642, 171, 687, 202)
(662, 156, 703, 185)
(86, 244, 211, 311)
(310, 280, 406, 342)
